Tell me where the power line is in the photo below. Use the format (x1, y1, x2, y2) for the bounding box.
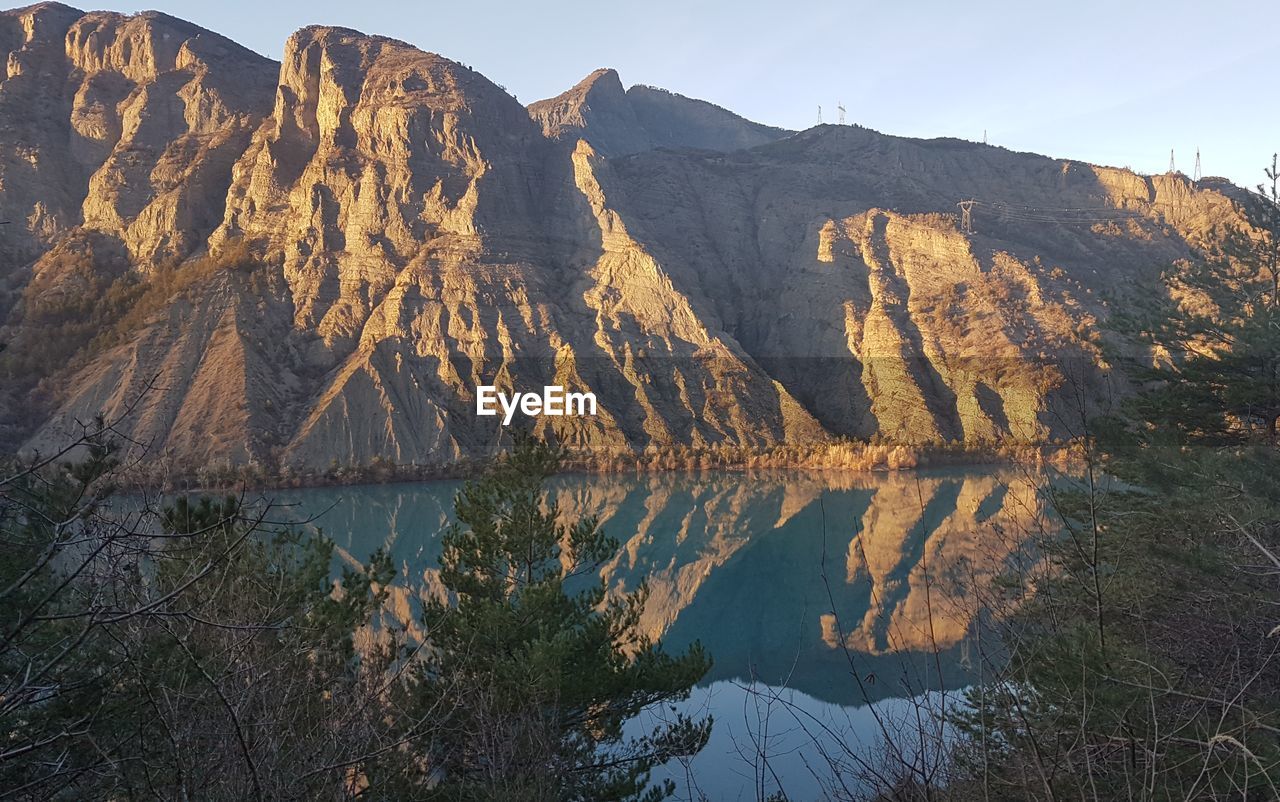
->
(956, 199, 1143, 231)
(985, 210, 1138, 223)
(981, 201, 1138, 213)
(983, 207, 1135, 218)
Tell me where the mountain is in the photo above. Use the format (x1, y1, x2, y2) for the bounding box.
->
(0, 4, 1261, 473)
(529, 67, 791, 156)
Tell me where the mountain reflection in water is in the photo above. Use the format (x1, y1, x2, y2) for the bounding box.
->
(269, 467, 1043, 710)
(267, 467, 1045, 799)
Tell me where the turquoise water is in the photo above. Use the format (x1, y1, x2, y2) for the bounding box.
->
(265, 467, 1044, 800)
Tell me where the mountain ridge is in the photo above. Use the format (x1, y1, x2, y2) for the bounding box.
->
(529, 67, 792, 156)
(0, 6, 1260, 473)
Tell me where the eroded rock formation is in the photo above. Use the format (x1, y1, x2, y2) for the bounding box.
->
(0, 4, 1261, 470)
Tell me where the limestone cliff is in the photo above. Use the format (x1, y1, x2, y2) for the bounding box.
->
(0, 6, 1262, 471)
(0, 2, 274, 274)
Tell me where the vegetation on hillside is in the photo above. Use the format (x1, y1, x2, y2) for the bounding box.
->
(0, 239, 259, 406)
(909, 159, 1280, 800)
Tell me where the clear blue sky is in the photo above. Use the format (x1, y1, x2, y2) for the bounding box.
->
(134, 0, 1275, 188)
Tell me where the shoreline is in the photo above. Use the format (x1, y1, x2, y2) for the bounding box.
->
(108, 441, 1083, 494)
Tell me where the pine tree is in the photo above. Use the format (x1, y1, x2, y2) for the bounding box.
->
(401, 434, 711, 801)
(0, 430, 401, 798)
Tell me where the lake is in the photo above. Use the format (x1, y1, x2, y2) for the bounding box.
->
(265, 467, 1047, 800)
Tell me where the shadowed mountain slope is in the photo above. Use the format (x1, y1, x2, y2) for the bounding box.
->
(528, 67, 791, 156)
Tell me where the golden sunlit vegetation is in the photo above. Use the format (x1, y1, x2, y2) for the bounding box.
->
(0, 240, 259, 400)
(164, 438, 1079, 492)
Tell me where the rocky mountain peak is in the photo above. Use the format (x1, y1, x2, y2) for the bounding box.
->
(571, 66, 626, 95)
(0, 3, 276, 271)
(529, 66, 789, 157)
(66, 10, 223, 81)
(529, 66, 647, 156)
(1, 2, 79, 47)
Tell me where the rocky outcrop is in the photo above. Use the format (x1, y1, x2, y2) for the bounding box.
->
(529, 68, 652, 157)
(0, 2, 274, 278)
(0, 8, 1263, 470)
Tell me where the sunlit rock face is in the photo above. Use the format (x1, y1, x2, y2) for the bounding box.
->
(0, 4, 275, 268)
(0, 7, 1263, 469)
